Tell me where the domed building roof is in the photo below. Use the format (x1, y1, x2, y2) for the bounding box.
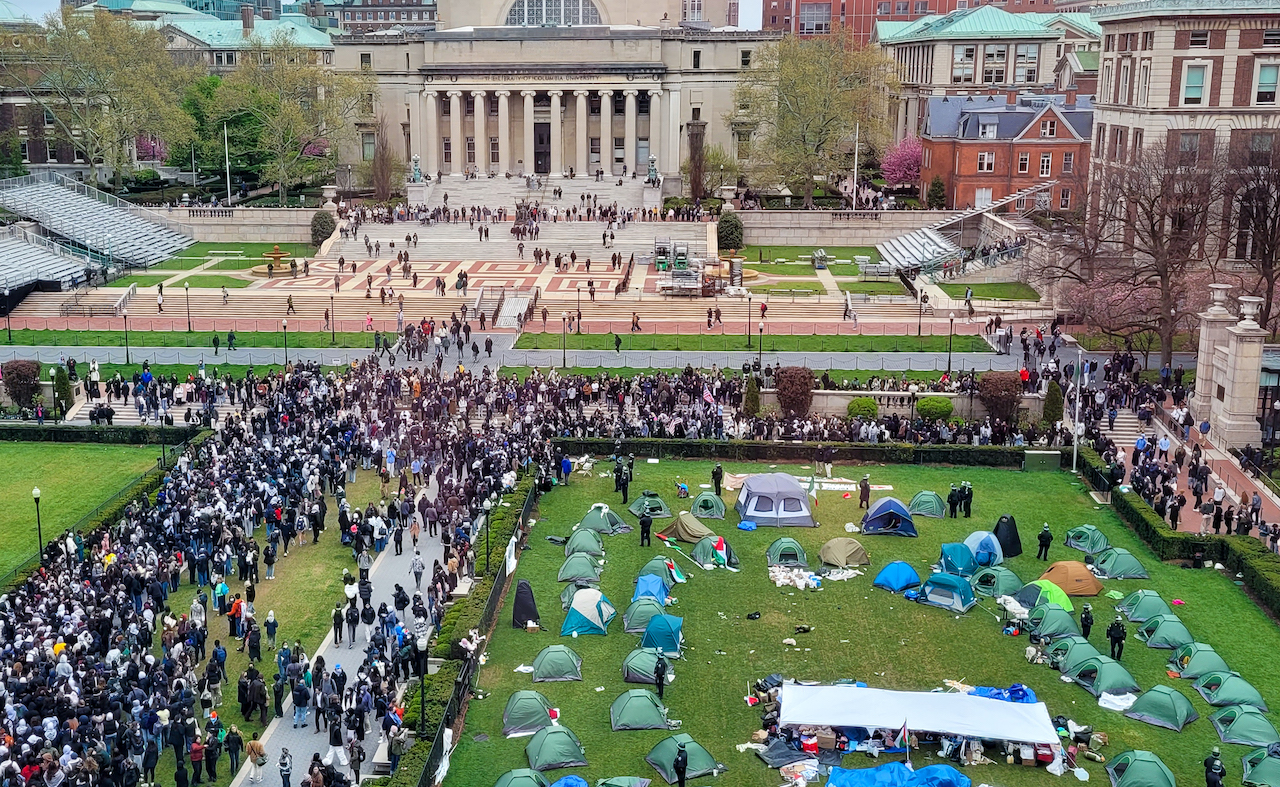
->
(0, 0, 37, 28)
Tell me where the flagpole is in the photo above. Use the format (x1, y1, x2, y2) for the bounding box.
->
(224, 122, 232, 203)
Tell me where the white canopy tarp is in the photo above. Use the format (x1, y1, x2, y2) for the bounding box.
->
(778, 684, 1059, 744)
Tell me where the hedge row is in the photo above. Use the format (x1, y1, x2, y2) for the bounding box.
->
(0, 424, 202, 445)
(551, 438, 1038, 468)
(400, 659, 461, 731)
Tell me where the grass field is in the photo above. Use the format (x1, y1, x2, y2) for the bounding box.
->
(840, 280, 910, 296)
(939, 283, 1041, 302)
(446, 461, 1280, 787)
(182, 274, 254, 289)
(743, 264, 820, 277)
(107, 274, 170, 288)
(512, 333, 992, 353)
(166, 242, 316, 267)
(748, 281, 827, 295)
(0, 442, 160, 577)
(2, 329, 377, 350)
(736, 246, 880, 267)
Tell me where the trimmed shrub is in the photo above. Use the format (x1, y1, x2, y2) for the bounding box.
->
(916, 396, 954, 422)
(53, 367, 73, 416)
(774, 366, 815, 417)
(847, 397, 878, 420)
(978, 371, 1022, 423)
(926, 176, 947, 209)
(742, 376, 761, 418)
(400, 660, 461, 731)
(2, 360, 41, 408)
(717, 211, 744, 252)
(0, 424, 200, 444)
(1043, 381, 1064, 424)
(310, 210, 337, 246)
(550, 437, 1039, 467)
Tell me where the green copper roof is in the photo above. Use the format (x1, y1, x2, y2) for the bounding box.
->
(1022, 11, 1102, 38)
(0, 0, 36, 25)
(91, 0, 215, 14)
(166, 13, 333, 48)
(1074, 50, 1099, 70)
(879, 5, 1065, 43)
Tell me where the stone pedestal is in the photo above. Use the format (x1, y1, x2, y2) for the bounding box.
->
(1191, 283, 1237, 419)
(1211, 296, 1269, 448)
(406, 181, 431, 205)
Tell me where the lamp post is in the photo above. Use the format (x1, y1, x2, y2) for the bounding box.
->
(1072, 340, 1084, 473)
(49, 368, 57, 421)
(757, 320, 764, 372)
(482, 497, 493, 576)
(122, 309, 130, 365)
(4, 288, 11, 344)
(414, 634, 429, 735)
(561, 311, 568, 368)
(946, 311, 955, 375)
(282, 319, 289, 365)
(576, 287, 582, 333)
(746, 295, 753, 348)
(32, 486, 42, 556)
(917, 291, 928, 344)
(184, 280, 192, 332)
(330, 294, 336, 344)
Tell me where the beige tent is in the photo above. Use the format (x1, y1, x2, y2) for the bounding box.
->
(1039, 561, 1104, 596)
(659, 511, 716, 544)
(819, 538, 870, 568)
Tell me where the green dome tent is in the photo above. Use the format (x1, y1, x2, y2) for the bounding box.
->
(493, 769, 550, 787)
(971, 566, 1023, 597)
(691, 535, 740, 569)
(646, 734, 720, 784)
(691, 491, 726, 519)
(1065, 655, 1140, 697)
(622, 647, 667, 684)
(1065, 525, 1112, 555)
(629, 491, 673, 519)
(659, 511, 715, 544)
(560, 581, 597, 611)
(502, 691, 555, 737)
(767, 537, 808, 567)
(532, 645, 582, 682)
(1028, 603, 1081, 640)
(1124, 685, 1199, 731)
(639, 556, 683, 586)
(1169, 643, 1230, 679)
(610, 689, 674, 731)
(1047, 636, 1102, 673)
(558, 553, 603, 583)
(1118, 590, 1172, 623)
(1015, 579, 1075, 613)
(1096, 547, 1149, 580)
(525, 726, 587, 771)
(908, 490, 946, 518)
(1213, 705, 1280, 747)
(623, 598, 668, 634)
(561, 587, 616, 636)
(1107, 751, 1176, 787)
(578, 504, 625, 534)
(1244, 746, 1280, 787)
(818, 537, 869, 568)
(565, 529, 605, 557)
(1197, 671, 1269, 710)
(1136, 614, 1193, 650)
(640, 615, 684, 657)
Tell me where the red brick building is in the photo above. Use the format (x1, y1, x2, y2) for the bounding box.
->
(764, 0, 1056, 46)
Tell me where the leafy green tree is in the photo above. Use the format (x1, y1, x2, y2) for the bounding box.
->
(742, 375, 761, 417)
(1043, 380, 1064, 424)
(847, 396, 878, 420)
(311, 211, 336, 246)
(717, 211, 744, 252)
(0, 131, 28, 178)
(926, 176, 947, 209)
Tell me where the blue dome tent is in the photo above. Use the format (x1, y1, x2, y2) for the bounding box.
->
(873, 561, 922, 593)
(632, 574, 670, 604)
(935, 543, 980, 577)
(862, 498, 917, 537)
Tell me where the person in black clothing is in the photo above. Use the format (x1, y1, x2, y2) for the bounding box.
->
(1036, 524, 1053, 560)
(273, 674, 287, 719)
(176, 765, 190, 787)
(345, 604, 359, 648)
(639, 513, 653, 547)
(654, 655, 667, 700)
(333, 603, 344, 645)
(712, 464, 724, 496)
(674, 741, 689, 787)
(1080, 604, 1094, 639)
(619, 465, 631, 504)
(1206, 747, 1226, 787)
(961, 482, 973, 518)
(1107, 616, 1127, 659)
(947, 484, 960, 518)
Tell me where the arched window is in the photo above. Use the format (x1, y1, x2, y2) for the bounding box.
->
(505, 0, 602, 25)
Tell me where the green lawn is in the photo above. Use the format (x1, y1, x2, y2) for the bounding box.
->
(748, 281, 828, 295)
(446, 461, 1280, 787)
(107, 274, 170, 288)
(826, 263, 862, 277)
(736, 246, 879, 267)
(939, 282, 1041, 301)
(2, 329, 377, 350)
(150, 257, 209, 271)
(512, 333, 993, 353)
(0, 442, 160, 578)
(743, 264, 820, 277)
(840, 280, 909, 296)
(498, 366, 964, 387)
(91, 362, 348, 381)
(166, 241, 316, 267)
(181, 274, 254, 289)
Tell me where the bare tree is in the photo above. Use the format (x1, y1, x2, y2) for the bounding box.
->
(1221, 136, 1280, 334)
(368, 115, 402, 202)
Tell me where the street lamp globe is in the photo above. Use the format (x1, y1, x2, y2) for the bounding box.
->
(32, 486, 40, 501)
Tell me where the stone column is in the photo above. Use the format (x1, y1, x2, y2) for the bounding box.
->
(472, 90, 487, 173)
(666, 87, 680, 174)
(549, 90, 563, 176)
(647, 89, 662, 175)
(405, 90, 420, 164)
(522, 90, 536, 174)
(422, 91, 439, 174)
(1191, 283, 1236, 419)
(574, 90, 590, 177)
(1215, 296, 1270, 448)
(496, 91, 511, 175)
(599, 89, 613, 175)
(447, 90, 463, 175)
(623, 90, 638, 175)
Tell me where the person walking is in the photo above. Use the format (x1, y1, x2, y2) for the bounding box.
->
(1107, 616, 1127, 660)
(277, 749, 292, 787)
(411, 550, 426, 590)
(245, 734, 267, 784)
(349, 739, 366, 783)
(859, 474, 871, 510)
(639, 512, 652, 547)
(654, 654, 667, 701)
(323, 710, 349, 767)
(1036, 524, 1053, 560)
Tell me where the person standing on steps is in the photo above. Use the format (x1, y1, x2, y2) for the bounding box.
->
(1037, 524, 1053, 560)
(1107, 616, 1127, 659)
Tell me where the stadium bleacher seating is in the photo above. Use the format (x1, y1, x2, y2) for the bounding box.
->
(0, 230, 90, 290)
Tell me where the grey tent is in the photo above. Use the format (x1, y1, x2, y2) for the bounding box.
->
(560, 581, 597, 611)
(658, 512, 715, 544)
(735, 473, 815, 526)
(558, 553, 603, 583)
(532, 645, 582, 682)
(690, 536, 740, 569)
(525, 726, 587, 771)
(503, 691, 554, 737)
(624, 598, 668, 633)
(691, 491, 726, 519)
(578, 504, 625, 534)
(610, 689, 674, 731)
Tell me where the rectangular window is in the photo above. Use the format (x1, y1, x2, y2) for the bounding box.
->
(1138, 62, 1150, 105)
(214, 52, 224, 65)
(442, 138, 451, 164)
(798, 3, 830, 34)
(691, 107, 701, 121)
(736, 129, 751, 160)
(1063, 151, 1074, 172)
(46, 141, 56, 162)
(1014, 43, 1038, 83)
(360, 53, 372, 69)
(1036, 191, 1050, 209)
(361, 132, 375, 161)
(1104, 34, 1114, 52)
(589, 137, 600, 164)
(18, 140, 27, 162)
(980, 122, 998, 139)
(465, 95, 474, 115)
(1040, 152, 1052, 176)
(922, 148, 931, 167)
(1018, 152, 1029, 173)
(465, 136, 475, 164)
(983, 44, 1007, 83)
(1252, 132, 1274, 167)
(43, 109, 54, 126)
(740, 50, 752, 67)
(1059, 188, 1071, 210)
(1040, 119, 1056, 137)
(1132, 127, 1143, 157)
(1016, 197, 1027, 210)
(683, 0, 703, 20)
(914, 0, 927, 10)
(692, 50, 702, 68)
(1258, 64, 1278, 104)
(952, 45, 976, 84)
(1183, 64, 1206, 105)
(1142, 31, 1154, 50)
(1265, 29, 1280, 46)
(1179, 132, 1200, 165)
(876, 1, 889, 11)
(975, 187, 992, 208)
(344, 11, 350, 19)
(1189, 30, 1209, 48)
(1119, 61, 1130, 102)
(614, 136, 625, 164)
(490, 137, 499, 164)
(977, 151, 995, 172)
(895, 0, 908, 12)
(1101, 61, 1112, 101)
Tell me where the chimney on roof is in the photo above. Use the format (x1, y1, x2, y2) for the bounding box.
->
(261, 7, 273, 19)
(242, 4, 254, 34)
(1065, 84, 1077, 106)
(1006, 88, 1017, 104)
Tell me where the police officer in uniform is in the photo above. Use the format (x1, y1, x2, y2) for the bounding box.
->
(1037, 524, 1053, 560)
(639, 512, 653, 547)
(1107, 616, 1127, 660)
(947, 484, 961, 518)
(1080, 604, 1094, 639)
(653, 655, 668, 700)
(961, 481, 974, 518)
(1205, 747, 1226, 787)
(711, 464, 724, 496)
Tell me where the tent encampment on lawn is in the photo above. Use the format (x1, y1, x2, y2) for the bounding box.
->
(963, 531, 1005, 567)
(659, 511, 714, 544)
(873, 561, 921, 593)
(819, 538, 870, 568)
(632, 574, 670, 605)
(1047, 636, 1102, 674)
(622, 648, 667, 684)
(558, 553, 603, 583)
(1027, 603, 1081, 640)
(1107, 751, 1176, 787)
(735, 474, 816, 526)
(1039, 561, 1104, 596)
(691, 535, 740, 569)
(1066, 655, 1141, 697)
(1244, 745, 1280, 787)
(532, 645, 582, 682)
(691, 491, 726, 519)
(512, 579, 540, 629)
(564, 529, 604, 557)
(1169, 643, 1230, 679)
(560, 587, 616, 636)
(638, 556, 683, 586)
(1196, 671, 1269, 710)
(646, 734, 719, 784)
(994, 514, 1022, 557)
(630, 491, 674, 519)
(525, 726, 587, 771)
(1065, 525, 1112, 555)
(493, 769, 550, 787)
(578, 503, 625, 534)
(502, 691, 555, 737)
(1015, 580, 1075, 613)
(1136, 614, 1193, 650)
(861, 498, 917, 537)
(936, 543, 980, 577)
(1124, 685, 1199, 731)
(971, 566, 1022, 597)
(623, 598, 667, 634)
(909, 491, 946, 518)
(640, 615, 684, 657)
(767, 537, 809, 567)
(1095, 548, 1149, 580)
(917, 573, 976, 613)
(1213, 705, 1280, 746)
(610, 689, 674, 731)
(1118, 590, 1172, 623)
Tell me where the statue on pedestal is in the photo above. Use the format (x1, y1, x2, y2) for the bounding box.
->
(410, 154, 423, 183)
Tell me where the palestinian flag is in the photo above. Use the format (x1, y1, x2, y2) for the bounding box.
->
(893, 722, 909, 748)
(665, 557, 687, 584)
(807, 475, 819, 507)
(711, 536, 729, 567)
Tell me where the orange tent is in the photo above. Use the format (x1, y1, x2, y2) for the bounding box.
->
(1039, 561, 1104, 596)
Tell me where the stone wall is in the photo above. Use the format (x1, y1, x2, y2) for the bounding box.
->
(737, 210, 963, 248)
(176, 207, 332, 244)
(759, 388, 1045, 422)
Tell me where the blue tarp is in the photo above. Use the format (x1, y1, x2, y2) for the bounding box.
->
(828, 762, 972, 787)
(969, 684, 1038, 703)
(632, 574, 670, 604)
(872, 561, 922, 593)
(549, 777, 589, 787)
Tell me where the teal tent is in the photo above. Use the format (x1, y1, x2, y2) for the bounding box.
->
(558, 553, 603, 583)
(640, 615, 684, 657)
(917, 573, 976, 613)
(1107, 751, 1176, 787)
(1244, 746, 1280, 787)
(560, 581, 597, 611)
(525, 726, 587, 771)
(560, 587, 616, 636)
(647, 735, 720, 784)
(565, 529, 605, 557)
(766, 537, 808, 567)
(1095, 547, 1149, 580)
(691, 535, 740, 569)
(622, 648, 667, 684)
(638, 555, 683, 586)
(1169, 643, 1229, 680)
(1047, 636, 1102, 674)
(1213, 705, 1280, 747)
(493, 769, 550, 787)
(1066, 655, 1141, 697)
(629, 491, 673, 519)
(935, 543, 979, 577)
(1028, 603, 1081, 640)
(691, 491, 726, 519)
(610, 689, 673, 731)
(532, 645, 582, 682)
(971, 566, 1023, 597)
(502, 691, 554, 737)
(1065, 525, 1112, 555)
(1118, 590, 1171, 623)
(908, 491, 946, 518)
(1125, 685, 1199, 731)
(1135, 614, 1193, 650)
(1196, 671, 1268, 710)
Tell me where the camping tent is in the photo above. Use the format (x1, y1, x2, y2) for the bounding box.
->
(622, 648, 667, 684)
(513, 579, 541, 629)
(629, 491, 674, 519)
(1047, 636, 1102, 674)
(560, 582, 597, 611)
(638, 556, 682, 586)
(1136, 614, 1193, 650)
(1107, 751, 1176, 787)
(502, 691, 555, 737)
(646, 735, 719, 784)
(1039, 561, 1104, 596)
(560, 587, 616, 636)
(691, 535, 740, 569)
(909, 491, 946, 518)
(1169, 643, 1230, 680)
(861, 498, 917, 537)
(1124, 686, 1199, 731)
(558, 553, 603, 583)
(1027, 604, 1081, 640)
(532, 645, 582, 682)
(623, 598, 667, 634)
(1196, 672, 1268, 710)
(691, 491, 726, 519)
(1118, 590, 1172, 623)
(610, 689, 673, 731)
(578, 504, 625, 534)
(971, 567, 1022, 597)
(873, 561, 922, 593)
(917, 573, 977, 613)
(597, 780, 653, 787)
(819, 538, 870, 568)
(1213, 705, 1280, 746)
(1066, 655, 1141, 697)
(659, 512, 714, 544)
(936, 543, 980, 577)
(1065, 525, 1112, 555)
(735, 474, 816, 526)
(632, 574, 670, 605)
(993, 514, 1022, 558)
(962, 531, 1005, 567)
(525, 726, 587, 771)
(1096, 548, 1149, 580)
(640, 615, 684, 657)
(767, 537, 809, 567)
(564, 529, 604, 557)
(1015, 579, 1075, 613)
(493, 769, 550, 787)
(1244, 746, 1280, 787)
